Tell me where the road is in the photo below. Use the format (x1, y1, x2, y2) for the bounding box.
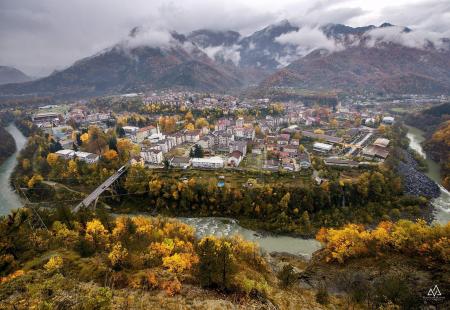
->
(73, 164, 129, 212)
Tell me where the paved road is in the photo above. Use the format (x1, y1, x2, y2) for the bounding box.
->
(74, 164, 129, 212)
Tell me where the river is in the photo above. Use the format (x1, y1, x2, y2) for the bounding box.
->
(0, 124, 27, 215)
(406, 125, 450, 224)
(0, 123, 321, 257)
(179, 217, 321, 258)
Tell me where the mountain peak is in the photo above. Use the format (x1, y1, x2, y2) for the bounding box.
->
(0, 66, 32, 85)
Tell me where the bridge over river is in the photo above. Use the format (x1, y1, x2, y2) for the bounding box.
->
(73, 164, 129, 212)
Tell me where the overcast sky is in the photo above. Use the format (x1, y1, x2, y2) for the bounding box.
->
(1, 0, 449, 76)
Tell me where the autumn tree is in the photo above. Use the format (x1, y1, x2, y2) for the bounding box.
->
(85, 219, 110, 252)
(195, 117, 209, 129)
(185, 123, 195, 131)
(196, 237, 237, 290)
(108, 242, 128, 270)
(44, 256, 63, 273)
(86, 126, 108, 154)
(27, 174, 43, 189)
(102, 149, 118, 162)
(125, 165, 151, 194)
(46, 153, 59, 167)
(117, 138, 136, 162)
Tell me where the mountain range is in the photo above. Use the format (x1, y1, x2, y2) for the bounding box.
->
(1, 20, 449, 98)
(0, 66, 32, 85)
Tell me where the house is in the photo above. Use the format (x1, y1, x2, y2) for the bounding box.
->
(170, 156, 191, 169)
(185, 130, 201, 143)
(215, 131, 234, 147)
(313, 142, 333, 153)
(32, 112, 61, 124)
(123, 126, 140, 142)
(276, 136, 290, 145)
(215, 118, 232, 131)
(382, 116, 395, 125)
(282, 162, 297, 172)
(136, 125, 156, 143)
(141, 148, 163, 164)
(373, 138, 390, 148)
(122, 126, 139, 135)
(252, 144, 265, 155)
(168, 132, 185, 146)
(241, 127, 255, 140)
(157, 139, 172, 153)
(191, 156, 224, 169)
(197, 135, 215, 150)
(74, 151, 99, 164)
(283, 145, 298, 157)
(229, 140, 247, 155)
(290, 139, 300, 146)
(362, 145, 389, 161)
(55, 149, 75, 160)
(297, 152, 311, 169)
(228, 150, 243, 167)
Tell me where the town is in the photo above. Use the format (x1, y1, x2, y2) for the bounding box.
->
(28, 91, 425, 180)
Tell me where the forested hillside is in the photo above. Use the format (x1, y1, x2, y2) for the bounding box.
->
(0, 112, 16, 165)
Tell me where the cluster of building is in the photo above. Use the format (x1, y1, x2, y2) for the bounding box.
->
(30, 91, 403, 174)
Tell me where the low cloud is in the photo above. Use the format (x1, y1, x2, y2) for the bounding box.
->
(364, 26, 448, 50)
(120, 27, 173, 50)
(275, 26, 344, 57)
(201, 45, 241, 66)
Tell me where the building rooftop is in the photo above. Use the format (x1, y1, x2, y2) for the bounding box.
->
(313, 142, 333, 151)
(373, 138, 390, 148)
(56, 149, 75, 155)
(192, 156, 224, 164)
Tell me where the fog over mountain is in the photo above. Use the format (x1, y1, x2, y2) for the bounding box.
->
(1, 0, 449, 76)
(0, 18, 449, 97)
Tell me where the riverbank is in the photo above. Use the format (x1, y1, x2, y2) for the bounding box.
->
(0, 124, 27, 216)
(0, 126, 16, 166)
(405, 125, 450, 225)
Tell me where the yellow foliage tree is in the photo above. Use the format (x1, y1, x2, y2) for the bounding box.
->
(27, 174, 43, 189)
(46, 153, 59, 166)
(185, 123, 195, 131)
(44, 256, 63, 272)
(162, 253, 198, 273)
(108, 242, 128, 269)
(195, 117, 209, 129)
(80, 133, 89, 143)
(85, 219, 110, 251)
(103, 149, 118, 161)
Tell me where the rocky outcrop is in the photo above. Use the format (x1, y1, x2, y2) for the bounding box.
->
(397, 150, 440, 198)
